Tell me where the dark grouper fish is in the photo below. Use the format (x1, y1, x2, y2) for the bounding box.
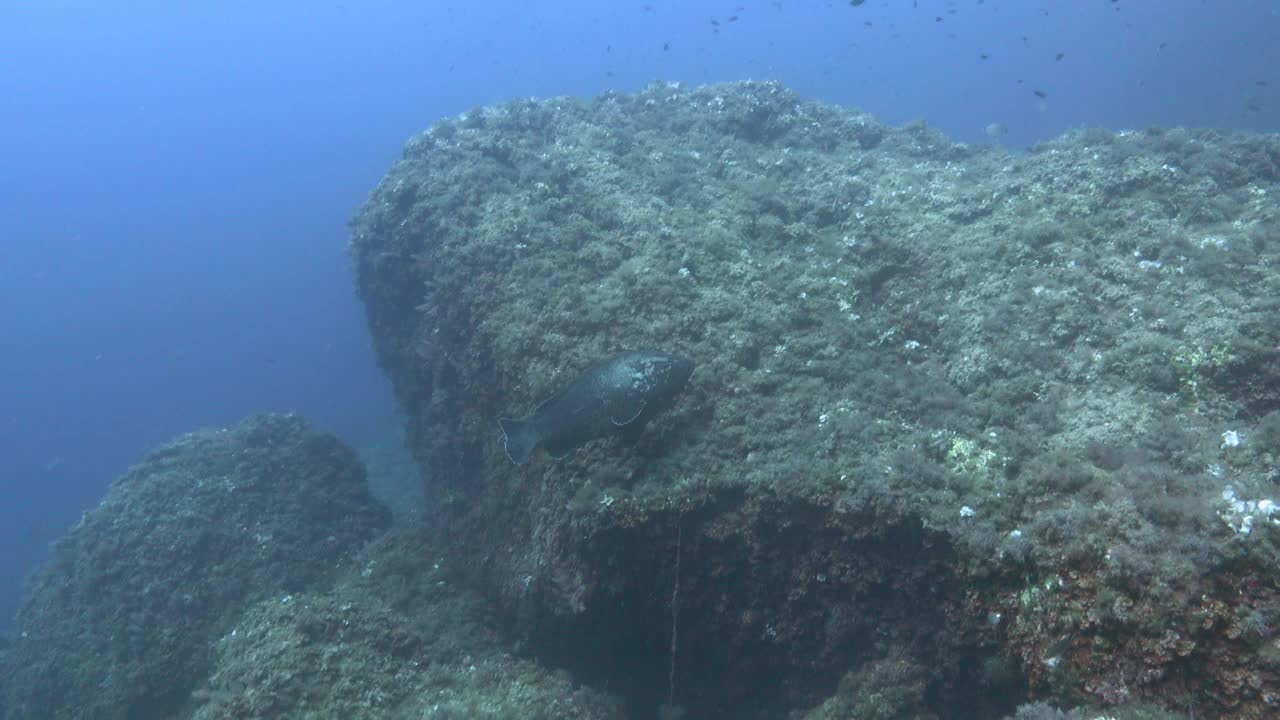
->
(498, 350, 694, 464)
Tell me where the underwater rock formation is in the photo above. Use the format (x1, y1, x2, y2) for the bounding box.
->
(349, 80, 1280, 718)
(0, 414, 623, 719)
(192, 527, 624, 719)
(0, 414, 390, 720)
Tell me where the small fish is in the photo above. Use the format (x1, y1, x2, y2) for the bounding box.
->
(499, 350, 694, 464)
(1055, 52, 1064, 61)
(985, 122, 1009, 139)
(1033, 89, 1047, 98)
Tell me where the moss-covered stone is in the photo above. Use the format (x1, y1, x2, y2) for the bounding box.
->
(192, 527, 623, 720)
(0, 414, 391, 720)
(793, 655, 928, 720)
(349, 81, 1280, 718)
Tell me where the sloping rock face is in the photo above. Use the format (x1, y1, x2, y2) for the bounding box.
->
(0, 414, 390, 720)
(349, 81, 1280, 718)
(191, 527, 625, 720)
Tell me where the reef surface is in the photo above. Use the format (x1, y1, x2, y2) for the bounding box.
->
(349, 80, 1280, 718)
(0, 415, 622, 720)
(0, 415, 390, 719)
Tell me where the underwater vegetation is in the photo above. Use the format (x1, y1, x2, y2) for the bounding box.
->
(188, 528, 624, 720)
(3, 80, 1279, 719)
(0, 415, 391, 719)
(349, 80, 1280, 718)
(0, 416, 622, 720)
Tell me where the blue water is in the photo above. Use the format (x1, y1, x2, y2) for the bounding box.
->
(1, 0, 1275, 632)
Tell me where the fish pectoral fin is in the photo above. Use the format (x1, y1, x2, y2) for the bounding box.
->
(610, 399, 647, 426)
(498, 417, 539, 465)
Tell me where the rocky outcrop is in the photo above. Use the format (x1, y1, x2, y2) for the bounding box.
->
(0, 415, 390, 720)
(350, 81, 1280, 718)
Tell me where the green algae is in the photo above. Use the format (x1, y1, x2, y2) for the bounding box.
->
(348, 80, 1280, 717)
(0, 415, 391, 720)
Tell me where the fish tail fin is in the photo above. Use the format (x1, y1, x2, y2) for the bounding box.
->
(498, 417, 538, 464)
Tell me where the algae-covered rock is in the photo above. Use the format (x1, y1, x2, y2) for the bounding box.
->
(999, 701, 1187, 720)
(793, 655, 929, 720)
(192, 527, 623, 720)
(349, 80, 1280, 718)
(0, 414, 390, 720)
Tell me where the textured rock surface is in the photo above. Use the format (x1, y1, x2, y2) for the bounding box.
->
(0, 414, 624, 720)
(0, 414, 391, 720)
(192, 527, 624, 720)
(349, 81, 1280, 717)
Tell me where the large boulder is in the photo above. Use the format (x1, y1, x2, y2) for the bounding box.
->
(0, 414, 391, 720)
(349, 81, 1280, 718)
(191, 527, 624, 720)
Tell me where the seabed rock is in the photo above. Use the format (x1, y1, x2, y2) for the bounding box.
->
(349, 81, 1280, 719)
(192, 527, 624, 720)
(0, 414, 391, 719)
(0, 415, 622, 720)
